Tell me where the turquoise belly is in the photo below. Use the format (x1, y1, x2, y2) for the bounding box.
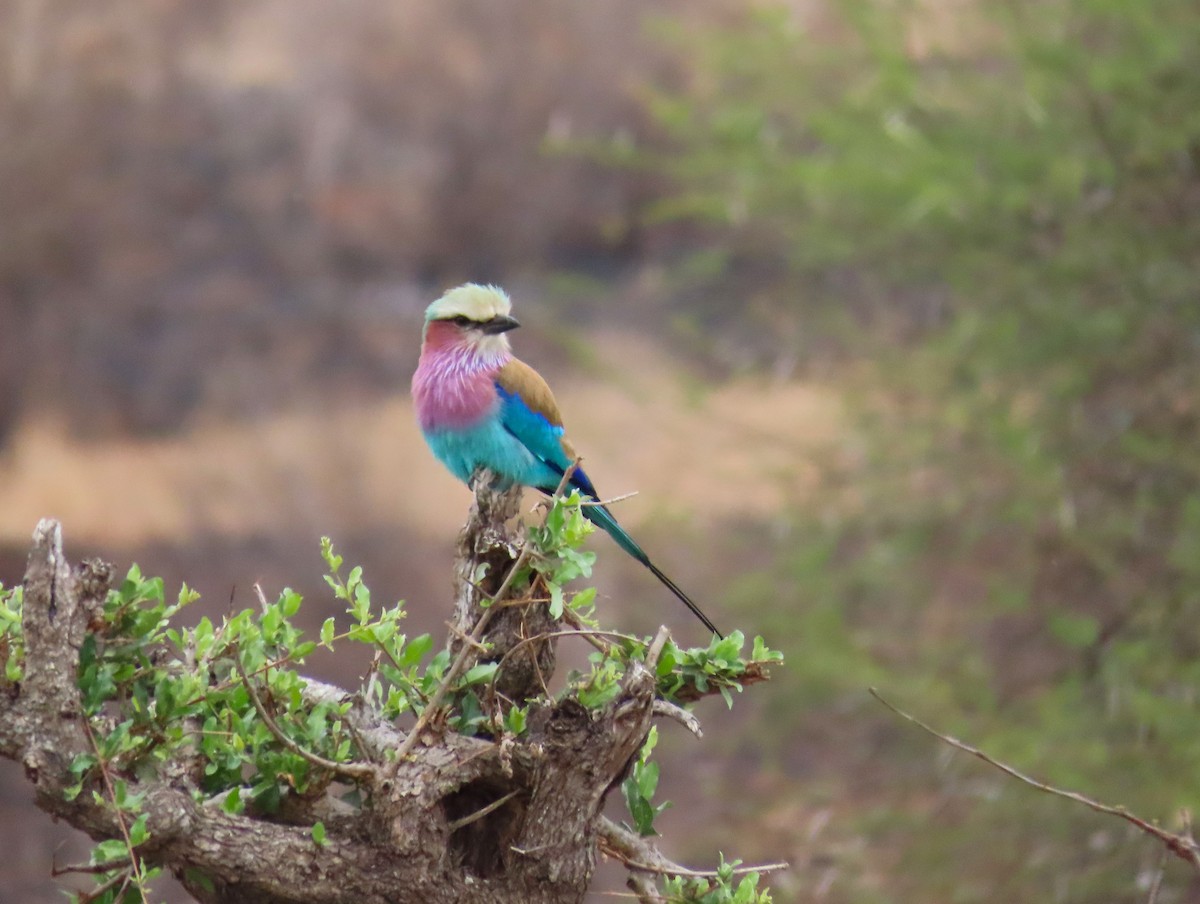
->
(422, 420, 561, 489)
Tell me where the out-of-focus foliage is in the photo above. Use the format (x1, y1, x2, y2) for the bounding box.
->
(633, 0, 1200, 900)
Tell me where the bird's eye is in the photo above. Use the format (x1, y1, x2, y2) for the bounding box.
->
(451, 315, 473, 327)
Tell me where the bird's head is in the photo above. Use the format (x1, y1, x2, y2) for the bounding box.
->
(422, 284, 521, 357)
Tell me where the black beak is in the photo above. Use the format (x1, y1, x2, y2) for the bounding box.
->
(480, 314, 521, 335)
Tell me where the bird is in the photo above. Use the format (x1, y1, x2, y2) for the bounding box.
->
(411, 283, 722, 638)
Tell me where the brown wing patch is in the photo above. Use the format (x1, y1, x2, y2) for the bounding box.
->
(559, 434, 579, 462)
(496, 358, 564, 428)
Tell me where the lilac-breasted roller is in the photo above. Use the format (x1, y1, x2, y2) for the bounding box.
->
(412, 283, 721, 637)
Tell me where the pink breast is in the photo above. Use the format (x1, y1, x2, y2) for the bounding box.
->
(412, 335, 504, 431)
(413, 370, 497, 430)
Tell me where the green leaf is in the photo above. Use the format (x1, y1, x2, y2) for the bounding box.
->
(311, 821, 327, 846)
(711, 630, 745, 664)
(320, 618, 336, 648)
(460, 662, 499, 687)
(624, 791, 657, 836)
(637, 760, 660, 800)
(504, 705, 528, 735)
(91, 838, 129, 865)
(570, 586, 597, 614)
(261, 605, 282, 638)
(578, 677, 621, 709)
(656, 642, 678, 678)
(320, 537, 343, 574)
(222, 786, 244, 814)
(194, 617, 214, 657)
(399, 633, 433, 668)
(280, 589, 303, 617)
(177, 582, 202, 608)
(548, 582, 564, 619)
(451, 690, 487, 734)
(128, 813, 150, 846)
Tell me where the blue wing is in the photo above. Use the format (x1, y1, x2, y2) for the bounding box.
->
(494, 381, 599, 498)
(493, 359, 723, 637)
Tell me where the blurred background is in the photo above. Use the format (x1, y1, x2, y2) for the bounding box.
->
(2, 0, 1199, 901)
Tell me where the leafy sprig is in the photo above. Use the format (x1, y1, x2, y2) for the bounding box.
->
(0, 581, 24, 682)
(660, 856, 774, 903)
(566, 631, 782, 712)
(623, 726, 669, 836)
(526, 490, 598, 619)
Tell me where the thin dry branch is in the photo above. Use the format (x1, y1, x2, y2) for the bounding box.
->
(446, 789, 522, 832)
(1146, 845, 1168, 904)
(82, 719, 149, 903)
(78, 868, 133, 904)
(870, 688, 1200, 871)
(393, 460, 580, 762)
(580, 491, 639, 507)
(596, 816, 789, 880)
(234, 653, 375, 781)
(652, 699, 702, 739)
(52, 856, 134, 878)
(625, 870, 664, 904)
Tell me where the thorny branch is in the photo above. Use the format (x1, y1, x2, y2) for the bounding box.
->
(871, 688, 1200, 872)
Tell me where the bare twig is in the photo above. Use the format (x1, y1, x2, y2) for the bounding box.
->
(82, 720, 149, 904)
(234, 653, 374, 780)
(562, 606, 618, 654)
(625, 870, 664, 904)
(393, 460, 581, 763)
(580, 491, 639, 507)
(446, 790, 521, 832)
(52, 856, 136, 877)
(870, 688, 1200, 871)
(645, 626, 670, 672)
(596, 816, 789, 879)
(253, 583, 272, 614)
(446, 620, 491, 653)
(652, 699, 703, 739)
(491, 628, 643, 680)
(79, 869, 133, 904)
(1146, 844, 1168, 904)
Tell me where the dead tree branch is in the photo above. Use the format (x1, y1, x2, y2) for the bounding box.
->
(0, 481, 704, 903)
(871, 688, 1200, 873)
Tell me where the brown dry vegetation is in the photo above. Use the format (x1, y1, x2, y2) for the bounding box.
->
(0, 0, 712, 440)
(0, 341, 839, 554)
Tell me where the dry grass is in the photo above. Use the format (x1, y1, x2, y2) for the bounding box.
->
(0, 332, 843, 552)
